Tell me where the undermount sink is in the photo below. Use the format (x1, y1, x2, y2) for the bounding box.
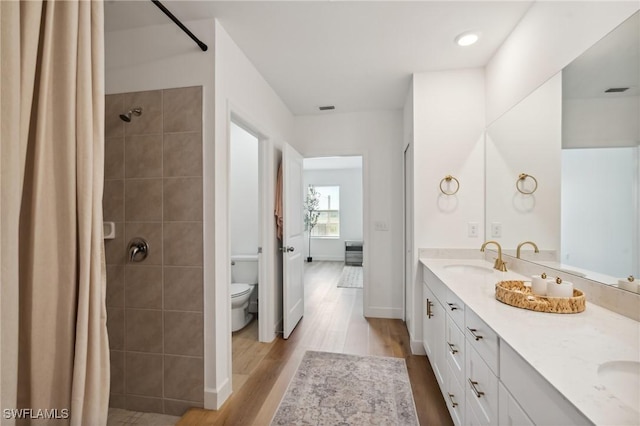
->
(443, 264, 494, 275)
(597, 360, 640, 410)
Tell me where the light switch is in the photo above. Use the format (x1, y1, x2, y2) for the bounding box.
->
(374, 221, 389, 231)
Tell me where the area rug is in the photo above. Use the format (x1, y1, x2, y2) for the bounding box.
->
(271, 351, 419, 425)
(337, 265, 363, 288)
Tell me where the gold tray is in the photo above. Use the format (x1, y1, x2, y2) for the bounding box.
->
(495, 280, 586, 314)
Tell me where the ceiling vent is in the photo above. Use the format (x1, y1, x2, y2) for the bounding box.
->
(319, 105, 335, 111)
(604, 87, 629, 93)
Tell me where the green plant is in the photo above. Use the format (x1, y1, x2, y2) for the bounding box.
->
(304, 186, 321, 259)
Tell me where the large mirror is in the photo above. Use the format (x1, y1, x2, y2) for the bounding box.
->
(485, 11, 639, 291)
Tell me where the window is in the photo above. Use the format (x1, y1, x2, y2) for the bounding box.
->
(311, 185, 340, 238)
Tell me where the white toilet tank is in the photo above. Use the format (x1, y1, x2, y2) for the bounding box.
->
(231, 254, 259, 284)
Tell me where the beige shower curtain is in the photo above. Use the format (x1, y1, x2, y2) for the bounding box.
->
(1, 1, 109, 424)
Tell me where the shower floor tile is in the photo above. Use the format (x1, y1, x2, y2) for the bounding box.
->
(107, 408, 179, 426)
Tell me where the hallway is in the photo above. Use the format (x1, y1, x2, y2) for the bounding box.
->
(179, 261, 452, 425)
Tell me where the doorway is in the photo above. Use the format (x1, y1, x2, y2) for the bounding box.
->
(302, 156, 365, 298)
(229, 121, 261, 341)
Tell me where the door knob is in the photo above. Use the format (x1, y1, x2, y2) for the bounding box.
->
(286, 246, 295, 252)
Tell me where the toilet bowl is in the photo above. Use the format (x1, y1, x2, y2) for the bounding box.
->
(231, 283, 254, 332)
(231, 255, 259, 332)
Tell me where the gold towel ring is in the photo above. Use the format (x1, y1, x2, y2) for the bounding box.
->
(439, 175, 460, 195)
(516, 173, 538, 194)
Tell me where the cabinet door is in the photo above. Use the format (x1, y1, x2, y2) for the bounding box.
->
(499, 382, 534, 426)
(423, 283, 446, 387)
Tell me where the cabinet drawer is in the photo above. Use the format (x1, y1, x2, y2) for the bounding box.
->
(465, 308, 499, 375)
(423, 265, 447, 303)
(446, 363, 465, 426)
(444, 289, 465, 330)
(465, 343, 498, 426)
(445, 315, 465, 387)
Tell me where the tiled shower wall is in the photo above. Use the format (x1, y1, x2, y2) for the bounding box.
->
(103, 86, 204, 416)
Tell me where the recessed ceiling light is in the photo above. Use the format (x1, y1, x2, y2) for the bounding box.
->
(455, 32, 480, 47)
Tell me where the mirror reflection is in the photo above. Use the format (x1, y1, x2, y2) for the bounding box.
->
(485, 11, 639, 291)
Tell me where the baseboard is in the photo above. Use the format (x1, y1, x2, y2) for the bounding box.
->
(204, 378, 231, 410)
(411, 338, 426, 355)
(363, 306, 403, 319)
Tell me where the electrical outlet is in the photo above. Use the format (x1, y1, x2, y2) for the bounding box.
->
(491, 222, 502, 238)
(467, 222, 478, 238)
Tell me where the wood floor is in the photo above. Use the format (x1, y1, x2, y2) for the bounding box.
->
(178, 261, 452, 426)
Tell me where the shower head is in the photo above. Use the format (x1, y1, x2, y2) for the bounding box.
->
(119, 107, 142, 122)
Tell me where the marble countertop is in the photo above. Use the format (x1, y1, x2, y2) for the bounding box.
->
(420, 257, 640, 426)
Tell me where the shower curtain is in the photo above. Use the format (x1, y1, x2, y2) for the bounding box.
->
(1, 1, 109, 424)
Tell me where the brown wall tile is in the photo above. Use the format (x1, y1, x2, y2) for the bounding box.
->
(105, 94, 124, 139)
(110, 350, 125, 395)
(125, 179, 162, 222)
(164, 267, 203, 312)
(125, 266, 162, 309)
(125, 134, 163, 178)
(103, 180, 124, 222)
(106, 264, 125, 308)
(163, 132, 202, 177)
(124, 90, 163, 136)
(164, 356, 204, 402)
(109, 394, 127, 410)
(125, 309, 162, 353)
(105, 137, 125, 179)
(106, 87, 204, 413)
(105, 223, 126, 265)
(163, 87, 202, 133)
(107, 308, 124, 351)
(163, 178, 203, 221)
(163, 223, 203, 266)
(125, 352, 163, 398)
(164, 312, 203, 356)
(126, 396, 164, 414)
(124, 222, 163, 266)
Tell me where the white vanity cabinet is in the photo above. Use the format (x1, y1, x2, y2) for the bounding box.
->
(421, 264, 592, 426)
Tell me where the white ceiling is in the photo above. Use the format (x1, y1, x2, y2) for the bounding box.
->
(104, 1, 533, 115)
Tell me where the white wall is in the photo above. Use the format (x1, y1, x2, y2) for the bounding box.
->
(562, 147, 638, 277)
(294, 111, 404, 318)
(230, 122, 259, 256)
(485, 73, 562, 252)
(303, 167, 363, 261)
(485, 1, 639, 125)
(410, 68, 485, 351)
(412, 69, 486, 249)
(563, 96, 640, 148)
(214, 20, 295, 407)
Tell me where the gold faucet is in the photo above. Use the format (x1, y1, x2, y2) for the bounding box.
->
(480, 240, 507, 272)
(516, 241, 539, 259)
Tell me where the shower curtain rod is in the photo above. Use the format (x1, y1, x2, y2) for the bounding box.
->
(150, 0, 208, 51)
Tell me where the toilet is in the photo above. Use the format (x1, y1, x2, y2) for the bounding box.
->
(231, 255, 258, 332)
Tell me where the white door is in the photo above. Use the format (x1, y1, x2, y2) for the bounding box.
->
(282, 143, 305, 339)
